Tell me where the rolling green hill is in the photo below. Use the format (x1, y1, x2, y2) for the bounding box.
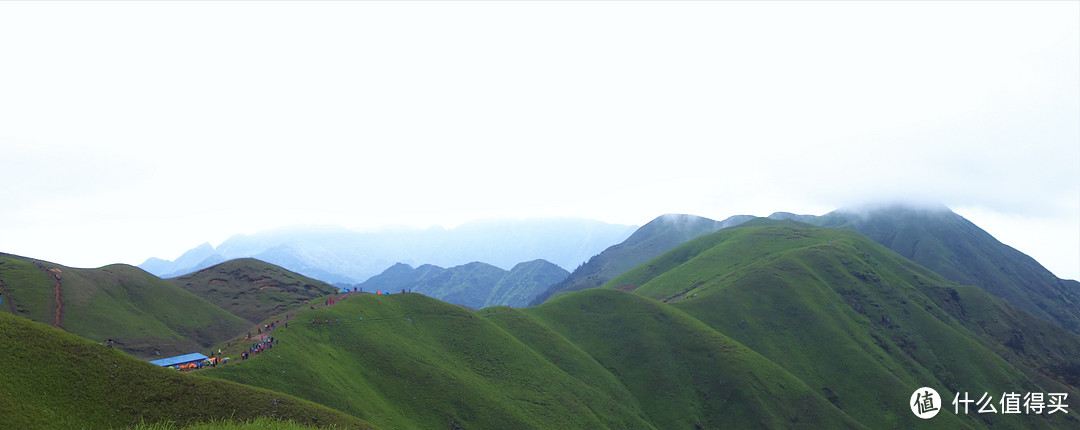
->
(792, 205, 1080, 335)
(168, 258, 342, 324)
(360, 260, 568, 309)
(529, 214, 753, 305)
(495, 289, 865, 429)
(0, 311, 375, 430)
(0, 253, 249, 358)
(606, 219, 1080, 428)
(205, 291, 865, 429)
(6, 209, 1078, 428)
(204, 292, 655, 430)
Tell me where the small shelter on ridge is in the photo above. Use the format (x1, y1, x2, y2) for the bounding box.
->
(149, 352, 209, 367)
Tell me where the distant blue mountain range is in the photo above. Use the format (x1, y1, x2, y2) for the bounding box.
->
(140, 219, 637, 284)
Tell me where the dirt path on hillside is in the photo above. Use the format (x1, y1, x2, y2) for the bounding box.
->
(33, 264, 64, 329)
(214, 291, 363, 360)
(52, 277, 64, 329)
(192, 292, 440, 371)
(0, 277, 17, 314)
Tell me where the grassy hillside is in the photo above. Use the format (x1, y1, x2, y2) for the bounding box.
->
(130, 417, 339, 430)
(498, 289, 864, 429)
(0, 254, 57, 324)
(361, 260, 568, 309)
(205, 290, 867, 429)
(169, 258, 341, 324)
(777, 206, 1080, 334)
(529, 214, 752, 305)
(607, 220, 1080, 428)
(205, 293, 653, 430)
(0, 253, 249, 358)
(206, 288, 868, 429)
(0, 311, 375, 430)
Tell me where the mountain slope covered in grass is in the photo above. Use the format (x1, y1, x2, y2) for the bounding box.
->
(0, 253, 248, 358)
(0, 311, 375, 430)
(168, 258, 341, 324)
(493, 289, 864, 429)
(205, 293, 656, 430)
(529, 214, 752, 305)
(206, 291, 864, 429)
(8, 208, 1079, 429)
(607, 219, 1080, 429)
(769, 205, 1080, 334)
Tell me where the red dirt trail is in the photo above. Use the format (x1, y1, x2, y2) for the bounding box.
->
(34, 265, 64, 329)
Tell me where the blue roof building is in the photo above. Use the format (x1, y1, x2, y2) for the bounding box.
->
(149, 352, 210, 367)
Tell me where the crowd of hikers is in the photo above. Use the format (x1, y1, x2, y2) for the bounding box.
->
(240, 336, 277, 360)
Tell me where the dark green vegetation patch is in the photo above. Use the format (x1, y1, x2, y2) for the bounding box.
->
(169, 258, 341, 324)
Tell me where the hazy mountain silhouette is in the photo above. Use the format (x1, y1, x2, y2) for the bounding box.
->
(140, 219, 636, 284)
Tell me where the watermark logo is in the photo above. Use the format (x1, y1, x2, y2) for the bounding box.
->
(911, 387, 942, 419)
(911, 387, 1070, 419)
(953, 391, 1069, 415)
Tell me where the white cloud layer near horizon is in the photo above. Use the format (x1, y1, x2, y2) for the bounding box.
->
(1, 1, 1077, 279)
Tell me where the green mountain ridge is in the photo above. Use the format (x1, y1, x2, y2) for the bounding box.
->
(168, 258, 342, 324)
(0, 253, 249, 358)
(205, 291, 863, 429)
(529, 213, 754, 306)
(498, 289, 865, 429)
(205, 292, 656, 430)
(606, 219, 1080, 428)
(4, 207, 1079, 429)
(202, 220, 1080, 428)
(769, 206, 1080, 334)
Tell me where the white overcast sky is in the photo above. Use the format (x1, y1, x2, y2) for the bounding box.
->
(1, 1, 1078, 280)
